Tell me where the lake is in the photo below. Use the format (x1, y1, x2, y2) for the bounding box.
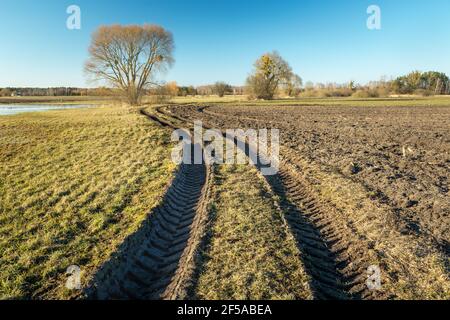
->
(0, 104, 91, 116)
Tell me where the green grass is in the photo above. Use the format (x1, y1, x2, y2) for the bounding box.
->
(195, 164, 312, 300)
(0, 105, 176, 299)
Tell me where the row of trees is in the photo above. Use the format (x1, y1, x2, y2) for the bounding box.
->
(196, 84, 245, 96)
(297, 72, 450, 98)
(149, 82, 243, 98)
(243, 54, 450, 99)
(0, 87, 119, 97)
(391, 71, 450, 95)
(5, 72, 448, 102)
(0, 84, 245, 99)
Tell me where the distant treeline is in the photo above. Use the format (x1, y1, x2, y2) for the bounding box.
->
(0, 87, 119, 97)
(391, 71, 449, 95)
(299, 71, 450, 98)
(0, 84, 246, 98)
(148, 82, 245, 98)
(1, 71, 448, 99)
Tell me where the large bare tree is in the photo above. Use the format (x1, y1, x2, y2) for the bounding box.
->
(85, 24, 174, 105)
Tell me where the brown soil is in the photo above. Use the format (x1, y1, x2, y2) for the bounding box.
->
(161, 103, 450, 299)
(166, 104, 450, 251)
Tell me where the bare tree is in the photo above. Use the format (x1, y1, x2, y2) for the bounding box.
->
(85, 24, 174, 105)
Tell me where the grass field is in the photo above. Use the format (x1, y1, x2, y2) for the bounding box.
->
(0, 105, 176, 299)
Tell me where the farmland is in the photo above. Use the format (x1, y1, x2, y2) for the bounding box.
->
(160, 97, 450, 299)
(2, 0, 450, 305)
(0, 96, 449, 300)
(167, 98, 450, 247)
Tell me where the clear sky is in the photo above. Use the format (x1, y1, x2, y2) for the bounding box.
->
(1, 0, 449, 87)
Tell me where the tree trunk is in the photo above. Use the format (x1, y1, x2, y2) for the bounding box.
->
(127, 87, 141, 106)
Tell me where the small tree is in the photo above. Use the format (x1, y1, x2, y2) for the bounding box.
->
(348, 81, 356, 91)
(284, 74, 303, 97)
(214, 81, 231, 97)
(85, 24, 174, 105)
(177, 86, 197, 97)
(165, 81, 179, 97)
(0, 88, 12, 97)
(246, 52, 298, 100)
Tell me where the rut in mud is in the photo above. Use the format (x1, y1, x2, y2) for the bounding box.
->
(85, 111, 210, 300)
(250, 148, 384, 299)
(265, 171, 383, 300)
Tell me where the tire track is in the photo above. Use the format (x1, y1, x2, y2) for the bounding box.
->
(266, 169, 383, 300)
(158, 104, 388, 300)
(85, 109, 211, 300)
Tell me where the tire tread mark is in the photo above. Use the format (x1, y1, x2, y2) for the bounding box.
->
(84, 109, 211, 300)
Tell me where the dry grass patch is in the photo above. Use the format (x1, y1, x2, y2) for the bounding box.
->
(195, 164, 312, 300)
(0, 106, 176, 299)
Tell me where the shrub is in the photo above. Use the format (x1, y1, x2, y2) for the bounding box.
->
(352, 89, 380, 98)
(414, 89, 432, 97)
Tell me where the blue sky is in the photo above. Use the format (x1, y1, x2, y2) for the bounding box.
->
(1, 0, 449, 87)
